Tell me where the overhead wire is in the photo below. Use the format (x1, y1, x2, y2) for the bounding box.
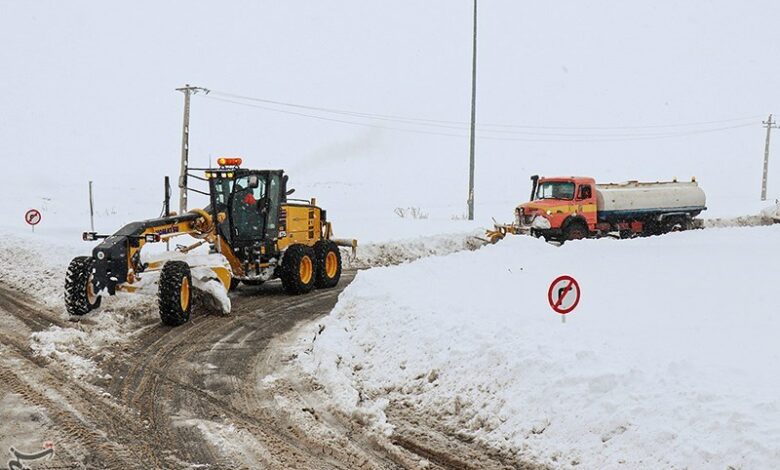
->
(202, 90, 760, 142)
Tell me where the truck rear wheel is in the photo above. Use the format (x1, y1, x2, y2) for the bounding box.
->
(159, 261, 192, 326)
(64, 256, 102, 316)
(314, 240, 342, 289)
(280, 245, 316, 295)
(563, 220, 588, 241)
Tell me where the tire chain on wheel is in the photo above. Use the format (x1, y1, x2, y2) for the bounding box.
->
(64, 256, 101, 316)
(158, 260, 192, 326)
(313, 240, 342, 289)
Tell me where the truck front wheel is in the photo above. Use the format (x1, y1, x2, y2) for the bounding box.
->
(563, 221, 589, 241)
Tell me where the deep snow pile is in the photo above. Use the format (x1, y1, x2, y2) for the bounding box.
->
(298, 226, 780, 469)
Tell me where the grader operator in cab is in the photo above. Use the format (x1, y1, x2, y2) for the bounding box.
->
(65, 157, 356, 326)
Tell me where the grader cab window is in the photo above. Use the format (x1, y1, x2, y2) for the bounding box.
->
(231, 175, 267, 240)
(266, 174, 281, 230)
(213, 178, 235, 207)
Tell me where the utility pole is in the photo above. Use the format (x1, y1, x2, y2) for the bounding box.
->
(761, 114, 776, 201)
(175, 84, 209, 213)
(467, 0, 478, 220)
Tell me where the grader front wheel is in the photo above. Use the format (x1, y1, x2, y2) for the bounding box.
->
(64, 256, 102, 316)
(159, 261, 192, 326)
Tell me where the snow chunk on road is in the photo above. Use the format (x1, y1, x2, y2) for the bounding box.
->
(300, 226, 780, 469)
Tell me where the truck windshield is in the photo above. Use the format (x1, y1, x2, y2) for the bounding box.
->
(536, 181, 575, 200)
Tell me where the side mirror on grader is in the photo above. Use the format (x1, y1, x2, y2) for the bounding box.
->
(65, 159, 357, 327)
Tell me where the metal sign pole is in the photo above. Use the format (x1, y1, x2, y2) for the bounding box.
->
(89, 181, 95, 231)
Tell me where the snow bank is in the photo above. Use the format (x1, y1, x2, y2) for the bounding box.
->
(300, 226, 780, 469)
(704, 200, 780, 228)
(0, 229, 87, 309)
(760, 200, 780, 221)
(344, 230, 486, 269)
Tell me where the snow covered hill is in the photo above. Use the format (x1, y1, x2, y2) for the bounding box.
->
(297, 226, 780, 469)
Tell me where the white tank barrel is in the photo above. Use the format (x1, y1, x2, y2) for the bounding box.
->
(595, 180, 706, 221)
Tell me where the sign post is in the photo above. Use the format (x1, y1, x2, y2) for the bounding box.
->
(25, 209, 42, 233)
(89, 181, 95, 231)
(548, 275, 581, 323)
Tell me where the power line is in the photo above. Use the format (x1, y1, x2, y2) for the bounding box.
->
(203, 95, 468, 138)
(207, 89, 761, 132)
(201, 94, 757, 142)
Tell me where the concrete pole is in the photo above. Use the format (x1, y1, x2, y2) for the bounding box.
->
(177, 85, 192, 213)
(761, 114, 776, 201)
(176, 84, 210, 213)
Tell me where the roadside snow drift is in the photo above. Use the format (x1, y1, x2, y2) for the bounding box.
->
(300, 226, 780, 469)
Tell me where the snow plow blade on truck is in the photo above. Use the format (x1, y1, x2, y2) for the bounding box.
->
(487, 175, 706, 243)
(65, 158, 357, 326)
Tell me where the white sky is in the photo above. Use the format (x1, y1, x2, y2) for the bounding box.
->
(2, 0, 779, 224)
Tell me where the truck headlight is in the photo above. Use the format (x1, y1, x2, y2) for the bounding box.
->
(546, 210, 553, 215)
(96, 251, 106, 260)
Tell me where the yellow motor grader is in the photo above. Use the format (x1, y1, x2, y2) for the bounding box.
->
(65, 158, 356, 326)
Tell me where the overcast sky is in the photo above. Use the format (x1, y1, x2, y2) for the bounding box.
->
(2, 1, 779, 222)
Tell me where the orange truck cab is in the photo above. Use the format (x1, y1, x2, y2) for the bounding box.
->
(517, 176, 597, 240)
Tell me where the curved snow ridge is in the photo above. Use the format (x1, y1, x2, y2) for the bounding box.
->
(343, 230, 486, 269)
(704, 201, 780, 228)
(299, 226, 780, 469)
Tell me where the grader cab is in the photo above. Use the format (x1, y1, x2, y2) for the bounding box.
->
(65, 158, 356, 326)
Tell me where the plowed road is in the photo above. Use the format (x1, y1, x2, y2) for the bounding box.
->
(0, 272, 541, 470)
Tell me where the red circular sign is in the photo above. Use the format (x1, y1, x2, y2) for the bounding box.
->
(548, 275, 581, 314)
(25, 209, 42, 226)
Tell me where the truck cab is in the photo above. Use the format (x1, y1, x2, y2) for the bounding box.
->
(517, 176, 597, 240)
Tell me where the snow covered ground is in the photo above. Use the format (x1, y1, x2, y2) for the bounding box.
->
(296, 225, 780, 469)
(0, 219, 484, 381)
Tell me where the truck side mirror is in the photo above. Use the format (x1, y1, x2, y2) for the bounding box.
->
(248, 175, 260, 189)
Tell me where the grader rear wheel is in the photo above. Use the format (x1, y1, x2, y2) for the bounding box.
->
(314, 240, 342, 289)
(159, 261, 192, 326)
(280, 245, 316, 295)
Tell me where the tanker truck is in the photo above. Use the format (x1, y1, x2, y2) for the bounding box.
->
(486, 175, 706, 243)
